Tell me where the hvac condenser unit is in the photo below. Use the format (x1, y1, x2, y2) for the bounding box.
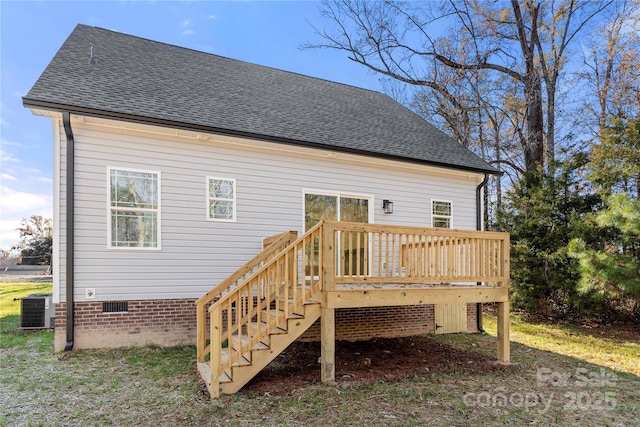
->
(20, 293, 55, 329)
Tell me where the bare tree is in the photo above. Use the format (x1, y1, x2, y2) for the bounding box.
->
(581, 0, 640, 131)
(308, 0, 612, 172)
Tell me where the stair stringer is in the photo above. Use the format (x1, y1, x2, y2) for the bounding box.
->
(219, 301, 322, 395)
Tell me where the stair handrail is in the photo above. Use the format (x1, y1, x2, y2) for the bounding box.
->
(206, 221, 325, 396)
(196, 230, 297, 362)
(209, 221, 324, 311)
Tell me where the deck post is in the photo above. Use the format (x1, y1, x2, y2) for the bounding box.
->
(322, 222, 335, 291)
(497, 301, 510, 363)
(497, 234, 510, 364)
(209, 306, 221, 398)
(321, 307, 335, 382)
(196, 302, 206, 362)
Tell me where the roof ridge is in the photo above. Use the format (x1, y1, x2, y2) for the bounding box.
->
(25, 24, 498, 175)
(79, 24, 385, 97)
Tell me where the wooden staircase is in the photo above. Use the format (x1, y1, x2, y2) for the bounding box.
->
(198, 299, 321, 394)
(195, 224, 325, 397)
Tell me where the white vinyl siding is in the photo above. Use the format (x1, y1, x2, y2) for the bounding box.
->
(207, 177, 236, 222)
(52, 118, 482, 302)
(108, 167, 160, 249)
(431, 200, 453, 229)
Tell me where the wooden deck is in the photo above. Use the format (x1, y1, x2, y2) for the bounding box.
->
(195, 221, 510, 398)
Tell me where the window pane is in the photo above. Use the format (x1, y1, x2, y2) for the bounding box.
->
(433, 217, 451, 229)
(209, 179, 234, 199)
(210, 200, 234, 220)
(304, 194, 337, 231)
(340, 197, 369, 223)
(110, 170, 158, 209)
(433, 201, 451, 216)
(340, 197, 369, 274)
(111, 211, 158, 247)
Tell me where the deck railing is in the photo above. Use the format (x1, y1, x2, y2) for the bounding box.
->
(195, 230, 297, 362)
(200, 221, 510, 395)
(328, 222, 510, 285)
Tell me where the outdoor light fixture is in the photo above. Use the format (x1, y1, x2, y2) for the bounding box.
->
(382, 199, 394, 214)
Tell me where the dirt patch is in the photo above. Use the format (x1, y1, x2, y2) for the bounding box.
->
(242, 335, 505, 396)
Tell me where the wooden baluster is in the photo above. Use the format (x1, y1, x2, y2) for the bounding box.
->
(357, 229, 361, 276)
(391, 234, 397, 278)
(385, 233, 390, 277)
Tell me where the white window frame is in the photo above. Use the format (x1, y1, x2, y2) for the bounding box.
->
(431, 199, 453, 229)
(303, 189, 374, 277)
(207, 176, 237, 222)
(302, 189, 374, 231)
(107, 166, 161, 250)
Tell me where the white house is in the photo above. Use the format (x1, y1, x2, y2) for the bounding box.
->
(24, 25, 507, 385)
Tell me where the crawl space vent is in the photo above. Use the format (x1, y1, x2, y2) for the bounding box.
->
(103, 301, 128, 313)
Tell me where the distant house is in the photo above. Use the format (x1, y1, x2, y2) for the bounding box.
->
(25, 25, 510, 396)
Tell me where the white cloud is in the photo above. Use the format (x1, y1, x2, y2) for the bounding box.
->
(207, 14, 217, 20)
(0, 118, 8, 129)
(0, 186, 52, 250)
(0, 137, 25, 148)
(0, 147, 21, 163)
(183, 29, 195, 36)
(1, 173, 17, 182)
(182, 19, 191, 26)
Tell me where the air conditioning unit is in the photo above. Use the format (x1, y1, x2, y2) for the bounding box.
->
(20, 293, 55, 329)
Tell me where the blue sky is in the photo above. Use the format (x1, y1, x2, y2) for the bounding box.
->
(0, 0, 383, 250)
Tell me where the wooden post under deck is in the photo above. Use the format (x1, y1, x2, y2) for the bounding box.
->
(321, 222, 336, 382)
(497, 234, 510, 364)
(497, 301, 510, 363)
(321, 307, 335, 382)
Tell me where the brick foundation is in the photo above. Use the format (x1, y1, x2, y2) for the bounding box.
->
(54, 299, 197, 352)
(55, 300, 480, 352)
(299, 305, 435, 342)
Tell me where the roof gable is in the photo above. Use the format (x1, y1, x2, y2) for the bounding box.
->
(24, 24, 497, 174)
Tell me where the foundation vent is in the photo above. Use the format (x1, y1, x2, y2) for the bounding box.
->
(103, 301, 128, 313)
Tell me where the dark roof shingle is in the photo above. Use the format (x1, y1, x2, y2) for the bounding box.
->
(24, 24, 497, 174)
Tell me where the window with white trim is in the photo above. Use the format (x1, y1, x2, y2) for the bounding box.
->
(207, 177, 236, 221)
(109, 168, 160, 248)
(304, 191, 372, 276)
(432, 200, 452, 229)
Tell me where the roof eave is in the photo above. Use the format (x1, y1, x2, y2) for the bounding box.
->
(22, 97, 503, 176)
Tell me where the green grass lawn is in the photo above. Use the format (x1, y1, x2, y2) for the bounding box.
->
(1, 283, 638, 426)
(0, 282, 53, 351)
(0, 282, 53, 324)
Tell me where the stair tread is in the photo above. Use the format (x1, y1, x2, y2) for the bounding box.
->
(262, 308, 305, 319)
(221, 348, 251, 367)
(229, 332, 270, 351)
(278, 297, 321, 304)
(219, 370, 232, 383)
(250, 322, 287, 335)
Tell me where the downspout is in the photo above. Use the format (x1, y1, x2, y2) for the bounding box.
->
(476, 173, 490, 334)
(62, 111, 75, 351)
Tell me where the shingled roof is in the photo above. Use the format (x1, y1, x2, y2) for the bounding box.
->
(24, 24, 497, 174)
